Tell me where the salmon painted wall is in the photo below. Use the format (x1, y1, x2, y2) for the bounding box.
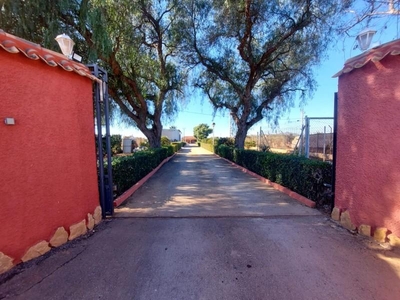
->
(336, 54, 400, 237)
(0, 51, 99, 261)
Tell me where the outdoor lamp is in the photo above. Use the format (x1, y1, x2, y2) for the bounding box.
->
(356, 28, 376, 51)
(55, 34, 75, 58)
(212, 122, 215, 145)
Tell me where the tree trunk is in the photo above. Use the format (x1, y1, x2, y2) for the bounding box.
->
(146, 132, 161, 148)
(234, 123, 248, 149)
(137, 120, 162, 148)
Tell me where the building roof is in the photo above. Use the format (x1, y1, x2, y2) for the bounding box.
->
(333, 38, 400, 78)
(0, 30, 99, 82)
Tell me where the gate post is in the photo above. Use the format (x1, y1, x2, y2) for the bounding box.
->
(89, 64, 114, 217)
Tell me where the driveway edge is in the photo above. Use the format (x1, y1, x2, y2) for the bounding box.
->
(113, 153, 176, 207)
(216, 155, 316, 208)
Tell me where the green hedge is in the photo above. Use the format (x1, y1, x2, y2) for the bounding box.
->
(171, 142, 185, 152)
(216, 145, 332, 205)
(216, 144, 234, 161)
(164, 145, 174, 156)
(163, 142, 185, 156)
(110, 148, 169, 197)
(200, 142, 214, 153)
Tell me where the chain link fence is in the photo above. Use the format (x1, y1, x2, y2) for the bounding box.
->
(255, 117, 334, 161)
(304, 118, 334, 161)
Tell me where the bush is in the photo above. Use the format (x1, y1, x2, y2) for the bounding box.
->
(110, 134, 123, 154)
(164, 145, 174, 156)
(216, 144, 234, 161)
(200, 142, 214, 153)
(216, 137, 235, 148)
(140, 140, 149, 148)
(245, 140, 256, 149)
(171, 142, 184, 152)
(217, 148, 332, 204)
(110, 147, 168, 197)
(161, 136, 171, 146)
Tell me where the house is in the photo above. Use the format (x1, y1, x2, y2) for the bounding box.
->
(183, 136, 197, 144)
(333, 39, 400, 245)
(0, 30, 101, 273)
(162, 128, 181, 141)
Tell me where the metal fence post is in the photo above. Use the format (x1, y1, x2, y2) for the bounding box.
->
(305, 116, 310, 158)
(102, 72, 114, 215)
(92, 66, 106, 218)
(323, 126, 327, 161)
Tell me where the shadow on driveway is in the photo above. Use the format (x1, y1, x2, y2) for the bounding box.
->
(115, 145, 320, 218)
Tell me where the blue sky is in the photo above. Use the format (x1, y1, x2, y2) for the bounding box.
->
(112, 3, 400, 138)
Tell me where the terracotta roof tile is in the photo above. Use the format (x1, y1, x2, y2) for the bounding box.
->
(333, 39, 400, 78)
(0, 29, 99, 82)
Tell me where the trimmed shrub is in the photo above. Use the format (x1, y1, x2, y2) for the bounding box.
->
(200, 142, 214, 153)
(171, 142, 184, 152)
(110, 147, 169, 197)
(216, 144, 234, 161)
(164, 145, 174, 156)
(161, 136, 171, 146)
(217, 148, 332, 204)
(216, 137, 235, 148)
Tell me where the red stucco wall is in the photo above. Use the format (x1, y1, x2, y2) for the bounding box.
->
(336, 54, 400, 237)
(0, 51, 99, 261)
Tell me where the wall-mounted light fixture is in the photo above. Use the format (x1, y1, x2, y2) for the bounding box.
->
(55, 34, 82, 62)
(356, 28, 377, 51)
(55, 34, 75, 59)
(4, 118, 15, 125)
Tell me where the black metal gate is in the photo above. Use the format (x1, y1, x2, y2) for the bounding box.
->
(89, 64, 114, 218)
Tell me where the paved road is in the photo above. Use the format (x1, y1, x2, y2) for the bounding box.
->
(1, 146, 399, 300)
(115, 146, 320, 218)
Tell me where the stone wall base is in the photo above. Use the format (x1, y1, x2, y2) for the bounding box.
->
(0, 206, 102, 275)
(331, 206, 400, 248)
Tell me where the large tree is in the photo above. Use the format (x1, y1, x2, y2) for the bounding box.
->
(181, 0, 351, 149)
(0, 0, 185, 148)
(193, 123, 213, 141)
(341, 0, 400, 33)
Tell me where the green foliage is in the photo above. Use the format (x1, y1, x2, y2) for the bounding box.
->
(110, 135, 122, 154)
(96, 135, 122, 156)
(164, 141, 184, 155)
(161, 136, 171, 147)
(217, 148, 332, 205)
(164, 145, 174, 156)
(193, 123, 213, 141)
(111, 140, 185, 197)
(181, 0, 350, 148)
(140, 141, 149, 148)
(216, 137, 235, 148)
(111, 148, 169, 197)
(171, 142, 184, 152)
(215, 144, 234, 161)
(245, 140, 256, 150)
(200, 142, 214, 153)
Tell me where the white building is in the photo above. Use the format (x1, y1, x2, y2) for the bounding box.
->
(162, 128, 181, 141)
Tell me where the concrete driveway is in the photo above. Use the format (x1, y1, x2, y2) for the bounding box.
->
(115, 146, 320, 218)
(1, 145, 399, 300)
